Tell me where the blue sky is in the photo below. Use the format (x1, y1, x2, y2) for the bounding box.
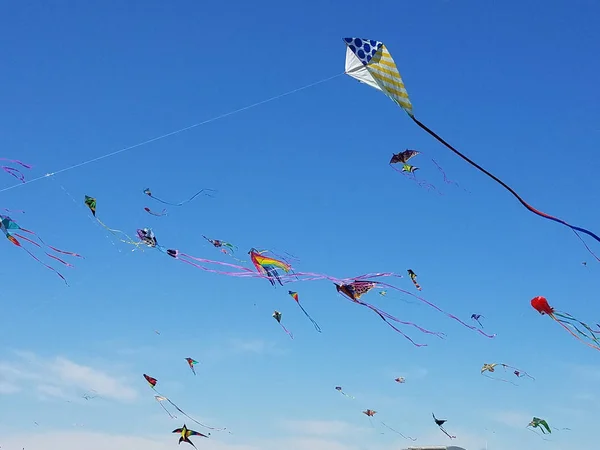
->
(0, 1, 599, 449)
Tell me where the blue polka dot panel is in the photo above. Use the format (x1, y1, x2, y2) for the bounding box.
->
(342, 37, 413, 116)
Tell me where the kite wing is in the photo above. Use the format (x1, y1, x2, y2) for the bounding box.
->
(343, 37, 413, 116)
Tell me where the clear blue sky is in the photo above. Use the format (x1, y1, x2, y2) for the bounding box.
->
(0, 1, 599, 449)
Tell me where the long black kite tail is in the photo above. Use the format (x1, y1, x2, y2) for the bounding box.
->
(411, 116, 600, 246)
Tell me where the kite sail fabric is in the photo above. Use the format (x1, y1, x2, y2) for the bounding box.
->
(343, 37, 600, 257)
(343, 38, 412, 115)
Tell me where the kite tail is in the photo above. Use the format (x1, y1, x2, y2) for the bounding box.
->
(482, 373, 519, 386)
(553, 311, 600, 347)
(96, 218, 144, 248)
(431, 159, 460, 188)
(380, 422, 417, 441)
(389, 164, 442, 194)
(411, 116, 600, 249)
(19, 244, 68, 285)
(376, 281, 496, 338)
(439, 426, 456, 439)
(166, 398, 227, 431)
(410, 278, 422, 291)
(357, 302, 428, 347)
(0, 158, 32, 169)
(279, 323, 294, 339)
(17, 228, 83, 259)
(359, 299, 445, 339)
(144, 207, 168, 217)
(1, 166, 27, 183)
(149, 188, 216, 207)
(339, 391, 355, 399)
(156, 399, 177, 419)
(572, 229, 600, 262)
(549, 314, 600, 351)
(297, 303, 322, 333)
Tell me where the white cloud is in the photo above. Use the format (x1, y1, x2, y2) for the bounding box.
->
(0, 351, 138, 402)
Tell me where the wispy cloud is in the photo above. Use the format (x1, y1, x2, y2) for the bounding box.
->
(0, 351, 138, 402)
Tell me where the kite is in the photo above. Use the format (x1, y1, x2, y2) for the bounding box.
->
(288, 291, 321, 332)
(390, 150, 420, 164)
(401, 163, 418, 173)
(84, 195, 144, 249)
(1, 158, 31, 183)
(143, 187, 216, 207)
(250, 248, 292, 286)
(481, 363, 535, 385)
(379, 290, 387, 296)
(395, 377, 405, 383)
(531, 296, 600, 351)
(185, 358, 199, 376)
(407, 269, 421, 291)
(143, 374, 158, 388)
(0, 214, 82, 284)
(335, 280, 444, 346)
(172, 424, 209, 449)
(363, 409, 376, 417)
(471, 314, 484, 328)
(142, 374, 226, 431)
(335, 386, 354, 399)
(343, 37, 600, 256)
(432, 412, 456, 439)
(272, 310, 293, 339)
(144, 207, 167, 217)
(82, 390, 98, 400)
(203, 235, 237, 255)
(528, 417, 551, 435)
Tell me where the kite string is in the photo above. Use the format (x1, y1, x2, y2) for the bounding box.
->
(0, 73, 344, 195)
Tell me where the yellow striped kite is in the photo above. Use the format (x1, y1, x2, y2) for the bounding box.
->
(343, 37, 600, 255)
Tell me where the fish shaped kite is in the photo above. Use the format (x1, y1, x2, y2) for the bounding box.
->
(481, 363, 535, 385)
(1, 158, 31, 183)
(288, 291, 321, 332)
(143, 187, 216, 207)
(432, 412, 456, 439)
(84, 195, 144, 249)
(0, 214, 82, 284)
(335, 386, 354, 399)
(531, 296, 600, 351)
(172, 424, 209, 449)
(407, 269, 421, 291)
(185, 358, 199, 376)
(272, 310, 293, 339)
(343, 36, 600, 257)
